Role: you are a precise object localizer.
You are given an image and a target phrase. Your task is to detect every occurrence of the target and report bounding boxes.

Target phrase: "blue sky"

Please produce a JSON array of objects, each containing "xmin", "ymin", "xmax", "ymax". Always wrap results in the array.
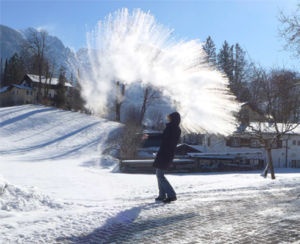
[{"xmin": 1, "ymin": 0, "xmax": 299, "ymax": 69}]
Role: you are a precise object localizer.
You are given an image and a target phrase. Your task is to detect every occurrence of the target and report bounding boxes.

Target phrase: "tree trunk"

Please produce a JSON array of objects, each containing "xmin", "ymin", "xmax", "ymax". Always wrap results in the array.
[
  {"xmin": 115, "ymin": 82, "xmax": 125, "ymax": 122},
  {"xmin": 116, "ymin": 103, "xmax": 121, "ymax": 122},
  {"xmin": 139, "ymin": 91, "xmax": 148, "ymax": 124},
  {"xmin": 266, "ymin": 149, "xmax": 276, "ymax": 179}
]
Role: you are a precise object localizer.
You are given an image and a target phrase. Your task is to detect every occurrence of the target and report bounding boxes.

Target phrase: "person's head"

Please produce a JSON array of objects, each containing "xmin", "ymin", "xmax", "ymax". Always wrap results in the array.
[{"xmin": 167, "ymin": 112, "xmax": 181, "ymax": 126}]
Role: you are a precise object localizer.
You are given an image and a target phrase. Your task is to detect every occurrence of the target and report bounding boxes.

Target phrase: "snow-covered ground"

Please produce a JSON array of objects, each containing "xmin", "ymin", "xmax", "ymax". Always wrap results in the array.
[{"xmin": 0, "ymin": 105, "xmax": 300, "ymax": 243}]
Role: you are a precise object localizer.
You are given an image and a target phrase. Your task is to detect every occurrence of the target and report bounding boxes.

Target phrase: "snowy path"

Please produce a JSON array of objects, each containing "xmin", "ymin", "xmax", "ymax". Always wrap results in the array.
[
  {"xmin": 2, "ymin": 184, "xmax": 300, "ymax": 243},
  {"xmin": 1, "ymin": 106, "xmax": 300, "ymax": 243}
]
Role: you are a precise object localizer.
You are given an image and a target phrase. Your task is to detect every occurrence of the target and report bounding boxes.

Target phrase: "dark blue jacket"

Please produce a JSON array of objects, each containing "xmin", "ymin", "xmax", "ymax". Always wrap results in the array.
[{"xmin": 148, "ymin": 112, "xmax": 181, "ymax": 170}]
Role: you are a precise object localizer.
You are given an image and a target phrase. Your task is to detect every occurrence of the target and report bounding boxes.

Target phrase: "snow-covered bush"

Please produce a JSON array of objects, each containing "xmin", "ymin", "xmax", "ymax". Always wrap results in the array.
[{"xmin": 104, "ymin": 122, "xmax": 143, "ymax": 158}]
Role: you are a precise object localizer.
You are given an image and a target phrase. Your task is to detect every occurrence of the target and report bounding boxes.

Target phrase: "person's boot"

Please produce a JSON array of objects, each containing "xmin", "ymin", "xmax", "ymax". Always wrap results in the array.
[
  {"xmin": 155, "ymin": 197, "xmax": 165, "ymax": 201},
  {"xmin": 163, "ymin": 196, "xmax": 177, "ymax": 203}
]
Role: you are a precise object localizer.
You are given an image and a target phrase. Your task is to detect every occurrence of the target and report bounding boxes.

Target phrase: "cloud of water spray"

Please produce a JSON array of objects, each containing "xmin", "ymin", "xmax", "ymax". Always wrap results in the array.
[{"xmin": 78, "ymin": 8, "xmax": 240, "ymax": 135}]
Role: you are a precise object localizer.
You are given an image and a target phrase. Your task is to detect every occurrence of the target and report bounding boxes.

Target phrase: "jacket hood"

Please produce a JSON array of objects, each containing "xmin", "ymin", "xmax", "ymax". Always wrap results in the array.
[{"xmin": 169, "ymin": 112, "xmax": 181, "ymax": 126}]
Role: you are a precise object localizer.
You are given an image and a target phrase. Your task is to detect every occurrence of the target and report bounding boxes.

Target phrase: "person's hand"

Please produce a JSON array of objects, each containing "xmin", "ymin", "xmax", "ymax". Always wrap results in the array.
[{"xmin": 142, "ymin": 134, "xmax": 148, "ymax": 140}]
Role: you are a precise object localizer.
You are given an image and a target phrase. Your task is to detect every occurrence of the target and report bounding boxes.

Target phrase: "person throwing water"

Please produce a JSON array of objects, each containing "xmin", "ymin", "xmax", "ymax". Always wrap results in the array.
[{"xmin": 142, "ymin": 112, "xmax": 181, "ymax": 203}]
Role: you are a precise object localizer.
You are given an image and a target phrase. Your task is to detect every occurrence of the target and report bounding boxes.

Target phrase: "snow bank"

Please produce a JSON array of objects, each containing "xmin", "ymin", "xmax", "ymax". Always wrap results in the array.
[
  {"xmin": 0, "ymin": 175, "xmax": 71, "ymax": 212},
  {"xmin": 81, "ymin": 156, "xmax": 121, "ymax": 173},
  {"xmin": 81, "ymin": 156, "xmax": 119, "ymax": 169}
]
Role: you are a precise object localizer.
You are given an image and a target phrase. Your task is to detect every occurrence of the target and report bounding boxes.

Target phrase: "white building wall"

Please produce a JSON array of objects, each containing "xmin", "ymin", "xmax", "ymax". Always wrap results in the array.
[
  {"xmin": 206, "ymin": 134, "xmax": 300, "ymax": 168},
  {"xmin": 287, "ymin": 135, "xmax": 300, "ymax": 168}
]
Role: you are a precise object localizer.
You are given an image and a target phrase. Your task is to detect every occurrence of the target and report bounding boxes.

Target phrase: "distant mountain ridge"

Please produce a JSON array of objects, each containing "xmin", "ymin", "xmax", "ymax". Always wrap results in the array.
[
  {"xmin": 0, "ymin": 25, "xmax": 79, "ymax": 75},
  {"xmin": 0, "ymin": 25, "xmax": 24, "ymax": 61}
]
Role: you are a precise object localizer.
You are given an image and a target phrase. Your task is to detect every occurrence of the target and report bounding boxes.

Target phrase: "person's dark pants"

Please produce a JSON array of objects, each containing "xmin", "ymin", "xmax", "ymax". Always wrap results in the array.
[{"xmin": 156, "ymin": 168, "xmax": 176, "ymax": 198}]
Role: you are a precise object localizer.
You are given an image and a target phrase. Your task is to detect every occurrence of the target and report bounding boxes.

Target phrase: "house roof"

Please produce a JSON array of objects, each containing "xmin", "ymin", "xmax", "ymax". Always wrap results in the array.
[
  {"xmin": 239, "ymin": 122, "xmax": 300, "ymax": 135},
  {"xmin": 188, "ymin": 151, "xmax": 262, "ymax": 157},
  {"xmin": 0, "ymin": 86, "xmax": 9, "ymax": 93},
  {"xmin": 12, "ymin": 84, "xmax": 35, "ymax": 90},
  {"xmin": 176, "ymin": 143, "xmax": 202, "ymax": 152},
  {"xmin": 0, "ymin": 84, "xmax": 35, "ymax": 93},
  {"xmin": 26, "ymin": 74, "xmax": 73, "ymax": 88}
]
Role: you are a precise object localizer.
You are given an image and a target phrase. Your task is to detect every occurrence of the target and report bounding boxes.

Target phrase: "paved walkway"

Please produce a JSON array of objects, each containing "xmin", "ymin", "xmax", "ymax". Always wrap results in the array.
[{"xmin": 54, "ymin": 186, "xmax": 300, "ymax": 244}]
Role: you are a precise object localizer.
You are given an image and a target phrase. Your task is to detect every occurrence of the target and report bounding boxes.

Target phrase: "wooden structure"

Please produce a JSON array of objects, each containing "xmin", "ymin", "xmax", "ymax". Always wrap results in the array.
[
  {"xmin": 175, "ymin": 143, "xmax": 202, "ymax": 155},
  {"xmin": 119, "ymin": 152, "xmax": 263, "ymax": 173}
]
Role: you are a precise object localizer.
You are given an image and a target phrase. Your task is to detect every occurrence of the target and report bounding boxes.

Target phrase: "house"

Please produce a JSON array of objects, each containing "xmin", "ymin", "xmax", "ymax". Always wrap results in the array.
[
  {"xmin": 181, "ymin": 133, "xmax": 204, "ymax": 145},
  {"xmin": 204, "ymin": 123, "xmax": 300, "ymax": 168},
  {"xmin": 0, "ymin": 74, "xmax": 73, "ymax": 107},
  {"xmin": 0, "ymin": 84, "xmax": 35, "ymax": 106}
]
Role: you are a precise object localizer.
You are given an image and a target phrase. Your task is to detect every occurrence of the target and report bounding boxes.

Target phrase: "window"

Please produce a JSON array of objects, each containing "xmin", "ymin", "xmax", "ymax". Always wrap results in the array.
[
  {"xmin": 16, "ymin": 90, "xmax": 18, "ymax": 95},
  {"xmin": 197, "ymin": 134, "xmax": 203, "ymax": 145},
  {"xmin": 267, "ymin": 140, "xmax": 277, "ymax": 149},
  {"xmin": 231, "ymin": 138, "xmax": 241, "ymax": 147},
  {"xmin": 292, "ymin": 160, "xmax": 297, "ymax": 168},
  {"xmin": 27, "ymin": 91, "xmax": 33, "ymax": 96},
  {"xmin": 298, "ymin": 141, "xmax": 300, "ymax": 146},
  {"xmin": 293, "ymin": 140, "xmax": 297, "ymax": 146},
  {"xmin": 298, "ymin": 160, "xmax": 300, "ymax": 168},
  {"xmin": 11, "ymin": 91, "xmax": 15, "ymax": 96},
  {"xmin": 250, "ymin": 138, "xmax": 260, "ymax": 148},
  {"xmin": 48, "ymin": 93, "xmax": 52, "ymax": 98},
  {"xmin": 249, "ymin": 159, "xmax": 259, "ymax": 165}
]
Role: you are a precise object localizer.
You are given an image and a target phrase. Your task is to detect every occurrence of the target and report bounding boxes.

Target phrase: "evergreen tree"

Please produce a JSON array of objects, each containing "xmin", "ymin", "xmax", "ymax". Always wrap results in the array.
[
  {"xmin": 18, "ymin": 55, "xmax": 27, "ymax": 77},
  {"xmin": 217, "ymin": 41, "xmax": 234, "ymax": 82},
  {"xmin": 217, "ymin": 41, "xmax": 249, "ymax": 102},
  {"xmin": 233, "ymin": 43, "xmax": 248, "ymax": 101},
  {"xmin": 55, "ymin": 66, "xmax": 67, "ymax": 108},
  {"xmin": 203, "ymin": 36, "xmax": 217, "ymax": 67},
  {"xmin": 2, "ymin": 59, "xmax": 10, "ymax": 87},
  {"xmin": 72, "ymin": 68, "xmax": 85, "ymax": 111},
  {"xmin": 66, "ymin": 72, "xmax": 74, "ymax": 110},
  {"xmin": 1, "ymin": 54, "xmax": 26, "ymax": 87}
]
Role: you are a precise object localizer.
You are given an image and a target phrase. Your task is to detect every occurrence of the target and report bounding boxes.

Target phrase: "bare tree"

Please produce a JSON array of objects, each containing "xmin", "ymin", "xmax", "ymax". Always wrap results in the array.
[
  {"xmin": 139, "ymin": 85, "xmax": 160, "ymax": 124},
  {"xmin": 105, "ymin": 106, "xmax": 143, "ymax": 158},
  {"xmin": 43, "ymin": 55, "xmax": 57, "ymax": 104},
  {"xmin": 278, "ymin": 4, "xmax": 300, "ymax": 59},
  {"xmin": 115, "ymin": 81, "xmax": 125, "ymax": 122},
  {"xmin": 244, "ymin": 68, "xmax": 300, "ymax": 179},
  {"xmin": 22, "ymin": 28, "xmax": 49, "ymax": 103},
  {"xmin": 148, "ymin": 108, "xmax": 165, "ymax": 131},
  {"xmin": 125, "ymin": 104, "xmax": 140, "ymax": 124},
  {"xmin": 72, "ymin": 68, "xmax": 85, "ymax": 111}
]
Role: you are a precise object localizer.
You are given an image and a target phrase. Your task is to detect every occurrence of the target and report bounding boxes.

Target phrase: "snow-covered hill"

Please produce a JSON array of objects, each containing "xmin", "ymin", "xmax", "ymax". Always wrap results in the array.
[
  {"xmin": 0, "ymin": 105, "xmax": 121, "ymax": 160},
  {"xmin": 1, "ymin": 26, "xmax": 77, "ymax": 79}
]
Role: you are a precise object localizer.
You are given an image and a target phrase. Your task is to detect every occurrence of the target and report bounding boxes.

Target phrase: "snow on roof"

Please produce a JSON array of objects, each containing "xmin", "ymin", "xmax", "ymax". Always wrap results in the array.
[
  {"xmin": 195, "ymin": 156, "xmax": 236, "ymax": 159},
  {"xmin": 188, "ymin": 152, "xmax": 262, "ymax": 157},
  {"xmin": 142, "ymin": 129, "xmax": 162, "ymax": 134},
  {"xmin": 176, "ymin": 143, "xmax": 203, "ymax": 152},
  {"xmin": 27, "ymin": 74, "xmax": 73, "ymax": 87},
  {"xmin": 187, "ymin": 145, "xmax": 204, "ymax": 152},
  {"xmin": 0, "ymin": 86, "xmax": 9, "ymax": 93},
  {"xmin": 243, "ymin": 122, "xmax": 300, "ymax": 135},
  {"xmin": 122, "ymin": 159, "xmax": 195, "ymax": 163}
]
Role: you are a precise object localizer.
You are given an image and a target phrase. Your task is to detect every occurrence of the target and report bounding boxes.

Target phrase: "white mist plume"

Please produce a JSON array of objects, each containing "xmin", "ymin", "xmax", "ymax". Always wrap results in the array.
[{"xmin": 77, "ymin": 8, "xmax": 240, "ymax": 135}]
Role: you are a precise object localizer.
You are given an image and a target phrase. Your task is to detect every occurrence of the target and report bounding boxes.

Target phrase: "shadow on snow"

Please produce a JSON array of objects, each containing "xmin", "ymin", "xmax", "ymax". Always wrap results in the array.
[{"xmin": 56, "ymin": 203, "xmax": 198, "ymax": 244}]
